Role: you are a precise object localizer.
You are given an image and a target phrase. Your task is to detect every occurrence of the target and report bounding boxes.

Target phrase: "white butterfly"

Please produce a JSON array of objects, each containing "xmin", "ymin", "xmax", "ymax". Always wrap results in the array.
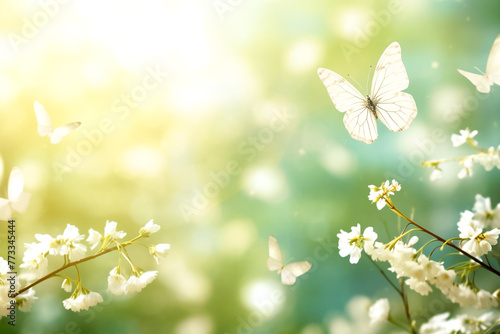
[
  {"xmin": 318, "ymin": 42, "xmax": 418, "ymax": 144},
  {"xmin": 0, "ymin": 167, "xmax": 31, "ymax": 221},
  {"xmin": 458, "ymin": 34, "xmax": 500, "ymax": 93},
  {"xmin": 267, "ymin": 235, "xmax": 312, "ymax": 285},
  {"xmin": 34, "ymin": 101, "xmax": 81, "ymax": 144}
]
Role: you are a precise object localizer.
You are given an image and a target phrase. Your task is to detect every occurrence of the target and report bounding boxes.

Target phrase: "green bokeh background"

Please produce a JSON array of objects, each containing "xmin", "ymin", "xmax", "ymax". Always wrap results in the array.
[{"xmin": 1, "ymin": 0, "xmax": 500, "ymax": 333}]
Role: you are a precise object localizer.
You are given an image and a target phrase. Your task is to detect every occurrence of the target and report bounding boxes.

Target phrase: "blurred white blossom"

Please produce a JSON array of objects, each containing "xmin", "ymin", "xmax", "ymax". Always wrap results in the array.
[
  {"xmin": 429, "ymin": 168, "xmax": 443, "ymax": 181},
  {"xmin": 107, "ymin": 266, "xmax": 127, "ymax": 295},
  {"xmin": 140, "ymin": 219, "xmax": 161, "ymax": 237},
  {"xmin": 125, "ymin": 270, "xmax": 158, "ymax": 294},
  {"xmin": 451, "ymin": 128, "xmax": 478, "ymax": 147},
  {"xmin": 63, "ymin": 290, "xmax": 103, "ymax": 312},
  {"xmin": 473, "ymin": 194, "xmax": 500, "ymax": 228},
  {"xmin": 458, "ymin": 156, "xmax": 474, "ymax": 179},
  {"xmin": 476, "ymin": 146, "xmax": 500, "ymax": 171},
  {"xmin": 86, "ymin": 228, "xmax": 102, "ymax": 250},
  {"xmin": 149, "ymin": 244, "xmax": 170, "ymax": 264},
  {"xmin": 420, "ymin": 311, "xmax": 498, "ymax": 333},
  {"xmin": 104, "ymin": 220, "xmax": 127, "ymax": 240},
  {"xmin": 16, "ymin": 288, "xmax": 37, "ymax": 312},
  {"xmin": 368, "ymin": 298, "xmax": 390, "ymax": 326}
]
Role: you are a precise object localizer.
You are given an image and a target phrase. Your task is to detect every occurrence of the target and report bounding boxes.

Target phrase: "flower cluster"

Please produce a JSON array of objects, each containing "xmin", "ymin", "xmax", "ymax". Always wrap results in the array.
[
  {"xmin": 422, "ymin": 129, "xmax": 500, "ymax": 180},
  {"xmin": 369, "ymin": 237, "xmax": 498, "ymax": 309},
  {"xmin": 338, "ymin": 180, "xmax": 500, "ymax": 332},
  {"xmin": 0, "ymin": 219, "xmax": 170, "ymax": 317},
  {"xmin": 420, "ymin": 311, "xmax": 499, "ymax": 334},
  {"xmin": 368, "ymin": 180, "xmax": 401, "ymax": 210},
  {"xmin": 457, "ymin": 194, "xmax": 500, "ymax": 258}
]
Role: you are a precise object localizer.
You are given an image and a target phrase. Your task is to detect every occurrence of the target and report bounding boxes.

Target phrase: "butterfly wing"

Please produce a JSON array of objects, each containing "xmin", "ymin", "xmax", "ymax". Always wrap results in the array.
[
  {"xmin": 371, "ymin": 42, "xmax": 409, "ymax": 98},
  {"xmin": 376, "ymin": 92, "xmax": 418, "ymax": 132},
  {"xmin": 281, "ymin": 261, "xmax": 312, "ymax": 285},
  {"xmin": 343, "ymin": 106, "xmax": 378, "ymax": 143},
  {"xmin": 8, "ymin": 167, "xmax": 24, "ymax": 202},
  {"xmin": 10, "ymin": 192, "xmax": 31, "ymax": 213},
  {"xmin": 267, "ymin": 235, "xmax": 283, "ymax": 272},
  {"xmin": 486, "ymin": 34, "xmax": 500, "ymax": 85},
  {"xmin": 8, "ymin": 167, "xmax": 30, "ymax": 214},
  {"xmin": 34, "ymin": 101, "xmax": 53, "ymax": 137},
  {"xmin": 370, "ymin": 42, "xmax": 418, "ymax": 132},
  {"xmin": 318, "ymin": 68, "xmax": 377, "ymax": 143},
  {"xmin": 458, "ymin": 69, "xmax": 491, "ymax": 93},
  {"xmin": 50, "ymin": 122, "xmax": 81, "ymax": 144},
  {"xmin": 0, "ymin": 198, "xmax": 12, "ymax": 221},
  {"xmin": 317, "ymin": 68, "xmax": 366, "ymax": 113}
]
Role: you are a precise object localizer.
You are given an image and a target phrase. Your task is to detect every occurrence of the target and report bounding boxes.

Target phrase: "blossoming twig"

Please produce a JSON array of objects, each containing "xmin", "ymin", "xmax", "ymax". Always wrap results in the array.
[
  {"xmin": 369, "ymin": 180, "xmax": 500, "ymax": 278},
  {"xmin": 421, "ymin": 128, "xmax": 500, "ymax": 180}
]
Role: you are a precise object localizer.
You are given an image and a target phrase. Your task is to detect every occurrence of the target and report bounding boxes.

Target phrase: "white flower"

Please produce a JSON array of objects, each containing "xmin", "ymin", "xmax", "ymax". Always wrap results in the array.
[
  {"xmin": 430, "ymin": 168, "xmax": 443, "ymax": 181},
  {"xmin": 443, "ymin": 312, "xmax": 498, "ymax": 332},
  {"xmin": 368, "ymin": 180, "xmax": 401, "ymax": 210},
  {"xmin": 61, "ymin": 279, "xmax": 72, "ymax": 292},
  {"xmin": 140, "ymin": 219, "xmax": 160, "ymax": 237},
  {"xmin": 34, "ymin": 234, "xmax": 57, "ymax": 255},
  {"xmin": 104, "ymin": 220, "xmax": 127, "ymax": 240},
  {"xmin": 458, "ymin": 156, "xmax": 474, "ymax": 179},
  {"xmin": 406, "ymin": 277, "xmax": 432, "ymax": 295},
  {"xmin": 458, "ymin": 210, "xmax": 483, "ymax": 231},
  {"xmin": 451, "ymin": 128, "xmax": 478, "ymax": 147},
  {"xmin": 41, "ymin": 224, "xmax": 87, "ymax": 261},
  {"xmin": 19, "ymin": 242, "xmax": 49, "ymax": 277},
  {"xmin": 15, "ymin": 288, "xmax": 37, "ymax": 312},
  {"xmin": 139, "ymin": 270, "xmax": 157, "ymax": 285},
  {"xmin": 149, "ymin": 244, "xmax": 170, "ymax": 264},
  {"xmin": 473, "ymin": 194, "xmax": 500, "ymax": 228},
  {"xmin": 419, "ymin": 312, "xmax": 454, "ymax": 334},
  {"xmin": 432, "ymin": 268, "xmax": 456, "ymax": 293},
  {"xmin": 107, "ymin": 267, "xmax": 126, "ymax": 295},
  {"xmin": 476, "ymin": 146, "xmax": 500, "ymax": 171},
  {"xmin": 476, "ymin": 290, "xmax": 498, "ymax": 309},
  {"xmin": 459, "ymin": 226, "xmax": 500, "ymax": 257},
  {"xmin": 63, "ymin": 290, "xmax": 103, "ymax": 312},
  {"xmin": 368, "ymin": 298, "xmax": 390, "ymax": 326},
  {"xmin": 338, "ymin": 224, "xmax": 378, "ymax": 264},
  {"xmin": 61, "ymin": 225, "xmax": 87, "ymax": 262},
  {"xmin": 86, "ymin": 228, "xmax": 102, "ymax": 250},
  {"xmin": 446, "ymin": 284, "xmax": 478, "ymax": 307},
  {"xmin": 328, "ymin": 295, "xmax": 371, "ymax": 334},
  {"xmin": 125, "ymin": 270, "xmax": 158, "ymax": 294}
]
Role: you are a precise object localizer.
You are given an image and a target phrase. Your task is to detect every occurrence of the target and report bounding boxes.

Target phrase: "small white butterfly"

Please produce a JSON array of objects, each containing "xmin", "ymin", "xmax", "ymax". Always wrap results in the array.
[
  {"xmin": 458, "ymin": 34, "xmax": 500, "ymax": 93},
  {"xmin": 267, "ymin": 235, "xmax": 312, "ymax": 285},
  {"xmin": 34, "ymin": 101, "xmax": 81, "ymax": 144},
  {"xmin": 318, "ymin": 42, "xmax": 418, "ymax": 144},
  {"xmin": 0, "ymin": 167, "xmax": 31, "ymax": 221}
]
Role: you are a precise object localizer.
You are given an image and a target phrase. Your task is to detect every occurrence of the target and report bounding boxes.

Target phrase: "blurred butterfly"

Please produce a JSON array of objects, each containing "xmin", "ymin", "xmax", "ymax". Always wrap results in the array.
[
  {"xmin": 0, "ymin": 167, "xmax": 31, "ymax": 221},
  {"xmin": 34, "ymin": 101, "xmax": 81, "ymax": 144},
  {"xmin": 267, "ymin": 235, "xmax": 312, "ymax": 285},
  {"xmin": 458, "ymin": 34, "xmax": 500, "ymax": 93},
  {"xmin": 318, "ymin": 42, "xmax": 418, "ymax": 144}
]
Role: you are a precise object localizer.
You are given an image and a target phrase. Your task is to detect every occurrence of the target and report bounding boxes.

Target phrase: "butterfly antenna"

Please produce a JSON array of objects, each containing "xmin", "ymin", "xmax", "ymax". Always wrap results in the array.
[
  {"xmin": 474, "ymin": 66, "xmax": 486, "ymax": 75},
  {"xmin": 347, "ymin": 74, "xmax": 364, "ymax": 93}
]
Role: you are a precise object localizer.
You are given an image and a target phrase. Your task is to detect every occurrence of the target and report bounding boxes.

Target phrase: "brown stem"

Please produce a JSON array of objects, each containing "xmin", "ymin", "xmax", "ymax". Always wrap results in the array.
[
  {"xmin": 389, "ymin": 205, "xmax": 500, "ymax": 278},
  {"xmin": 14, "ymin": 236, "xmax": 141, "ymax": 298}
]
